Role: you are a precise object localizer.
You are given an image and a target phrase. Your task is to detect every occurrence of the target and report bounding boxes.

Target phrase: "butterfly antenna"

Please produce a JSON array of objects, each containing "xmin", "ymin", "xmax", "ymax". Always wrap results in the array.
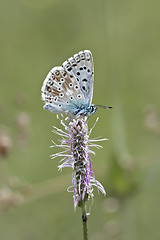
[{"xmin": 95, "ymin": 105, "xmax": 113, "ymax": 109}]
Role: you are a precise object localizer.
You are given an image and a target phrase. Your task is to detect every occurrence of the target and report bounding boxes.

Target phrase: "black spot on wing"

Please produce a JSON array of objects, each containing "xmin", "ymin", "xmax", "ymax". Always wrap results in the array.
[{"xmin": 82, "ymin": 78, "xmax": 88, "ymax": 82}]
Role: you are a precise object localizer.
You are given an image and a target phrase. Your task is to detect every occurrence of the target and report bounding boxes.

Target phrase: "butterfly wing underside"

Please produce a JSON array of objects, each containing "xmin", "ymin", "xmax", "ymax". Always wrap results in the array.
[
  {"xmin": 41, "ymin": 66, "xmax": 86, "ymax": 114},
  {"xmin": 41, "ymin": 50, "xmax": 94, "ymax": 115},
  {"xmin": 62, "ymin": 50, "xmax": 94, "ymax": 106}
]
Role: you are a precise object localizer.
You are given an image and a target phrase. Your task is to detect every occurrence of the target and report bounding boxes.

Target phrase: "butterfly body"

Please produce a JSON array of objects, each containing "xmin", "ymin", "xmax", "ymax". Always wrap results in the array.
[
  {"xmin": 44, "ymin": 101, "xmax": 97, "ymax": 117},
  {"xmin": 41, "ymin": 50, "xmax": 96, "ymax": 116}
]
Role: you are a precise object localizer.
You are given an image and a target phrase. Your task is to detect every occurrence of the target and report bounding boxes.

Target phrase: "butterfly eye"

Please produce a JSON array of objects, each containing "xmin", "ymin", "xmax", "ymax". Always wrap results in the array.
[{"xmin": 91, "ymin": 106, "xmax": 95, "ymax": 113}]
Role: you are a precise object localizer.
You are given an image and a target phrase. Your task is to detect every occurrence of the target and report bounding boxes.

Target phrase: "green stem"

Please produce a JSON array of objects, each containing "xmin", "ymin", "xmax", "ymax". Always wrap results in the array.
[{"xmin": 81, "ymin": 202, "xmax": 88, "ymax": 240}]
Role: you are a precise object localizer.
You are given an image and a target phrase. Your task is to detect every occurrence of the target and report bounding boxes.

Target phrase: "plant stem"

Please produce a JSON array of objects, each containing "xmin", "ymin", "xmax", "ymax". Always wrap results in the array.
[{"xmin": 81, "ymin": 202, "xmax": 88, "ymax": 240}]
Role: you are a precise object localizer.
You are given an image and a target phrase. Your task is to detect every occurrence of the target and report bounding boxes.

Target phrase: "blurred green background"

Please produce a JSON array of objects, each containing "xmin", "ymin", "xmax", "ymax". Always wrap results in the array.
[{"xmin": 0, "ymin": 0, "xmax": 160, "ymax": 239}]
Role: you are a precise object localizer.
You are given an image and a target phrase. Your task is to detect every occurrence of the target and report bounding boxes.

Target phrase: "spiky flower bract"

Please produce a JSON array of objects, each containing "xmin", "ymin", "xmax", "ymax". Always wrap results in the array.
[{"xmin": 51, "ymin": 115, "xmax": 107, "ymax": 209}]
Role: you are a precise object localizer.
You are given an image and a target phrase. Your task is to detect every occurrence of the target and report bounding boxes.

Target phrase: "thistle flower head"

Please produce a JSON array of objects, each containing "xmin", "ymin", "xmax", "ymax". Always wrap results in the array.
[{"xmin": 51, "ymin": 115, "xmax": 107, "ymax": 209}]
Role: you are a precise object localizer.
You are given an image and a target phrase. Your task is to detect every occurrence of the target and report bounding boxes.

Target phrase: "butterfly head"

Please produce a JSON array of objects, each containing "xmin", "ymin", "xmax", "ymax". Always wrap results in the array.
[{"xmin": 88, "ymin": 104, "xmax": 97, "ymax": 115}]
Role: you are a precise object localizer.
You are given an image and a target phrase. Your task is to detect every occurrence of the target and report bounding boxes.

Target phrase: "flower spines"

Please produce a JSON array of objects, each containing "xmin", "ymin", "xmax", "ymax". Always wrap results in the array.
[
  {"xmin": 70, "ymin": 119, "xmax": 89, "ymax": 205},
  {"xmin": 52, "ymin": 115, "xmax": 106, "ymax": 210}
]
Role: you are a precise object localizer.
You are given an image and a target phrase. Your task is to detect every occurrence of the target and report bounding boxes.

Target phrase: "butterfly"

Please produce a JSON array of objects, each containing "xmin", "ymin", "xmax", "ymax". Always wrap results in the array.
[{"xmin": 41, "ymin": 50, "xmax": 112, "ymax": 116}]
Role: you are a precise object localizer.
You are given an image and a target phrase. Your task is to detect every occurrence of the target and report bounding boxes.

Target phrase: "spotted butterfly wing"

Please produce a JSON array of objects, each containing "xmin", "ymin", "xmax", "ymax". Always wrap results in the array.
[
  {"xmin": 41, "ymin": 50, "xmax": 94, "ymax": 115},
  {"xmin": 41, "ymin": 66, "xmax": 86, "ymax": 114},
  {"xmin": 62, "ymin": 50, "xmax": 94, "ymax": 106}
]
